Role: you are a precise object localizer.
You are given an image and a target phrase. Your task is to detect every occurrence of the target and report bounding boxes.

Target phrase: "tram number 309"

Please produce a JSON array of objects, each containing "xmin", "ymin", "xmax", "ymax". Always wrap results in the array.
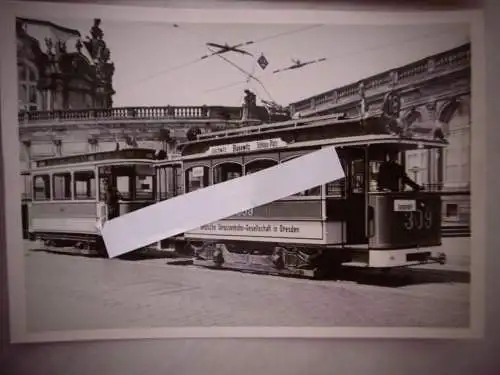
[{"xmin": 401, "ymin": 208, "xmax": 433, "ymax": 231}]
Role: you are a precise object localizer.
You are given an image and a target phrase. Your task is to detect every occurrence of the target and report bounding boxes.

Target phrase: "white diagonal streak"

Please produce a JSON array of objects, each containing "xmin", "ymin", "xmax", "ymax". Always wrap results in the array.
[{"xmin": 101, "ymin": 146, "xmax": 344, "ymax": 258}]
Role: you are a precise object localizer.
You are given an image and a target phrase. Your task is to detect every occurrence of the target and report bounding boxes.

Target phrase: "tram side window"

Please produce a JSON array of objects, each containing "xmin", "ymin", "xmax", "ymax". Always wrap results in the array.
[
  {"xmin": 325, "ymin": 179, "xmax": 346, "ymax": 198},
  {"xmin": 136, "ymin": 176, "xmax": 154, "ymax": 200},
  {"xmin": 33, "ymin": 175, "xmax": 50, "ymax": 200},
  {"xmin": 186, "ymin": 166, "xmax": 209, "ymax": 193},
  {"xmin": 350, "ymin": 159, "xmax": 384, "ymax": 193},
  {"xmin": 116, "ymin": 176, "xmax": 131, "ymax": 200},
  {"xmin": 135, "ymin": 165, "xmax": 155, "ymax": 200},
  {"xmin": 157, "ymin": 168, "xmax": 168, "ymax": 200},
  {"xmin": 74, "ymin": 171, "xmax": 96, "ymax": 200},
  {"xmin": 291, "ymin": 185, "xmax": 322, "ymax": 197},
  {"xmin": 52, "ymin": 172, "xmax": 71, "ymax": 200},
  {"xmin": 275, "ymin": 157, "xmax": 321, "ymax": 198},
  {"xmin": 158, "ymin": 167, "xmax": 182, "ymax": 200},
  {"xmin": 213, "ymin": 163, "xmax": 242, "ymax": 185},
  {"xmin": 22, "ymin": 174, "xmax": 32, "ymax": 200},
  {"xmin": 244, "ymin": 159, "xmax": 278, "ymax": 175},
  {"xmin": 325, "ymin": 159, "xmax": 347, "ymax": 198},
  {"xmin": 369, "ymin": 161, "xmax": 382, "ymax": 192}
]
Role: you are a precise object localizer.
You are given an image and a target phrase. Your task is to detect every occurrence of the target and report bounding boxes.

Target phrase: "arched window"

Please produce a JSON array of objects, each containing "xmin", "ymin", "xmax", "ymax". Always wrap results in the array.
[
  {"xmin": 244, "ymin": 159, "xmax": 277, "ymax": 175},
  {"xmin": 212, "ymin": 162, "xmax": 243, "ymax": 184},
  {"xmin": 185, "ymin": 166, "xmax": 210, "ymax": 193},
  {"xmin": 18, "ymin": 59, "xmax": 40, "ymax": 111}
]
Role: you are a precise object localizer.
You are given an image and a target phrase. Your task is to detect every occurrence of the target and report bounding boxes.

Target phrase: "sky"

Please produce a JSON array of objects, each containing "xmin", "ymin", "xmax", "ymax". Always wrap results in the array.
[{"xmin": 30, "ymin": 18, "xmax": 470, "ymax": 108}]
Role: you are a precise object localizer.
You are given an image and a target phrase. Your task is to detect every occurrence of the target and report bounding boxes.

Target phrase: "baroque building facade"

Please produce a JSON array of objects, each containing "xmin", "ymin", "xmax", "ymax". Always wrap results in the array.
[
  {"xmin": 17, "ymin": 17, "xmax": 115, "ymax": 112},
  {"xmin": 17, "ymin": 18, "xmax": 285, "ymax": 174}
]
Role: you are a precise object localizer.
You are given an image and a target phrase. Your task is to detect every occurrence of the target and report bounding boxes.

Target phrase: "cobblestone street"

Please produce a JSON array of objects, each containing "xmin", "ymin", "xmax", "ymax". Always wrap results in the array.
[{"xmin": 23, "ymin": 239, "xmax": 470, "ymax": 332}]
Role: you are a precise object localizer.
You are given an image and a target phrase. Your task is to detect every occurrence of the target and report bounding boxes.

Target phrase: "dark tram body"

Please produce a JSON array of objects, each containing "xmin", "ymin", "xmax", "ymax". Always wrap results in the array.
[{"xmin": 155, "ymin": 112, "xmax": 448, "ymax": 278}]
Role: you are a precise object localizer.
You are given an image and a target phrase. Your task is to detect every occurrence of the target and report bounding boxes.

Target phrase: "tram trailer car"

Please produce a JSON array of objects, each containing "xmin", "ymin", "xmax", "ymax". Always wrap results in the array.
[
  {"xmin": 155, "ymin": 112, "xmax": 448, "ymax": 279},
  {"xmin": 25, "ymin": 148, "xmax": 160, "ymax": 257}
]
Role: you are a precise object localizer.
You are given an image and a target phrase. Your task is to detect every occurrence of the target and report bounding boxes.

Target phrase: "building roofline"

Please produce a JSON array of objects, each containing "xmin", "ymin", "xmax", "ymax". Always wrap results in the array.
[
  {"xmin": 17, "ymin": 17, "xmax": 81, "ymax": 37},
  {"xmin": 289, "ymin": 42, "xmax": 470, "ymax": 108}
]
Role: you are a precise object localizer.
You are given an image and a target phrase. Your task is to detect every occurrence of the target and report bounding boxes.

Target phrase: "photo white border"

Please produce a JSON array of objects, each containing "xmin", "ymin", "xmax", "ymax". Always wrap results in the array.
[{"xmin": 0, "ymin": 1, "xmax": 486, "ymax": 344}]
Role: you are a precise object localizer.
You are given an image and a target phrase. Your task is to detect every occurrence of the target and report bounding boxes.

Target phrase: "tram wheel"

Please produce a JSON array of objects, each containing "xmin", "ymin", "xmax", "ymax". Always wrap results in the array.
[
  {"xmin": 271, "ymin": 247, "xmax": 285, "ymax": 270},
  {"xmin": 94, "ymin": 238, "xmax": 108, "ymax": 258},
  {"xmin": 212, "ymin": 247, "xmax": 224, "ymax": 267}
]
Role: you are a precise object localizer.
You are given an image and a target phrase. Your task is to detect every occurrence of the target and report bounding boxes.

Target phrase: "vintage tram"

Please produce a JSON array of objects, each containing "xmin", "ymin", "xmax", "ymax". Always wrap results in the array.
[
  {"xmin": 155, "ymin": 111, "xmax": 449, "ymax": 278},
  {"xmin": 24, "ymin": 148, "xmax": 158, "ymax": 256}
]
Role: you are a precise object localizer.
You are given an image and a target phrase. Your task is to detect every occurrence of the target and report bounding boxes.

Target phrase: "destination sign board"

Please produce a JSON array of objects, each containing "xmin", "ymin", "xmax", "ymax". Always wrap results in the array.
[{"xmin": 206, "ymin": 138, "xmax": 287, "ymax": 156}]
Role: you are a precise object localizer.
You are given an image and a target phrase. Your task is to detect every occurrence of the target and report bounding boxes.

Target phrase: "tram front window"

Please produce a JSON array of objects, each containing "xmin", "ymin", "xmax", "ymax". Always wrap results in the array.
[
  {"xmin": 98, "ymin": 165, "xmax": 155, "ymax": 201},
  {"xmin": 351, "ymin": 159, "xmax": 381, "ymax": 193},
  {"xmin": 376, "ymin": 151, "xmax": 421, "ymax": 192}
]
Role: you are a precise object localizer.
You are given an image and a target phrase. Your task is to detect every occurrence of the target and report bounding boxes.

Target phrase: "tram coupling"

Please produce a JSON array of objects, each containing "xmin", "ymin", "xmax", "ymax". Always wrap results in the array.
[{"xmin": 428, "ymin": 252, "xmax": 447, "ymax": 265}]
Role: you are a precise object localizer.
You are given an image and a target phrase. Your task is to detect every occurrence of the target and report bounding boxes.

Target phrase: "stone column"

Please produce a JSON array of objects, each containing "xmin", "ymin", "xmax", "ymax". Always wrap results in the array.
[
  {"xmin": 88, "ymin": 137, "xmax": 99, "ymax": 153},
  {"xmin": 358, "ymin": 82, "xmax": 366, "ymax": 117},
  {"xmin": 21, "ymin": 140, "xmax": 31, "ymax": 170},
  {"xmin": 426, "ymin": 101, "xmax": 438, "ymax": 188},
  {"xmin": 53, "ymin": 139, "xmax": 62, "ymax": 157}
]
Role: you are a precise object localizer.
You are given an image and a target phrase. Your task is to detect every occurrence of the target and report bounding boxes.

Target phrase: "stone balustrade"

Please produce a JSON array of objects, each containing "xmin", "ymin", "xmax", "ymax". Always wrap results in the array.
[
  {"xmin": 290, "ymin": 43, "xmax": 470, "ymax": 116},
  {"xmin": 18, "ymin": 105, "xmax": 214, "ymax": 124}
]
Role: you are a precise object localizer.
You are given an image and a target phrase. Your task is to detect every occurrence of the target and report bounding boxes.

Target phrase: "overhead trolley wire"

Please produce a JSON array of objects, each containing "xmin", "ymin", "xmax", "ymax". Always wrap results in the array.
[
  {"xmin": 122, "ymin": 23, "xmax": 323, "ymax": 91},
  {"xmin": 202, "ymin": 28, "xmax": 467, "ymax": 95},
  {"xmin": 208, "ymin": 46, "xmax": 276, "ymax": 103}
]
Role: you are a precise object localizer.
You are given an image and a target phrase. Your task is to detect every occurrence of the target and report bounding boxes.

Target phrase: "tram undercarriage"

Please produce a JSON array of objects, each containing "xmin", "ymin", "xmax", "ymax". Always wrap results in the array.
[
  {"xmin": 33, "ymin": 232, "xmax": 108, "ymax": 256},
  {"xmin": 189, "ymin": 240, "xmax": 448, "ymax": 279},
  {"xmin": 192, "ymin": 241, "xmax": 352, "ymax": 279},
  {"xmin": 33, "ymin": 232, "xmax": 159, "ymax": 259}
]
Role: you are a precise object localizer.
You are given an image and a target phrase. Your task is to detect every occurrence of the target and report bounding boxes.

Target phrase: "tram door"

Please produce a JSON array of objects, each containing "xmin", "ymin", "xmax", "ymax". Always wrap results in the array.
[
  {"xmin": 156, "ymin": 163, "xmax": 183, "ymax": 201},
  {"xmin": 98, "ymin": 164, "xmax": 157, "ymax": 219},
  {"xmin": 343, "ymin": 146, "xmax": 385, "ymax": 245}
]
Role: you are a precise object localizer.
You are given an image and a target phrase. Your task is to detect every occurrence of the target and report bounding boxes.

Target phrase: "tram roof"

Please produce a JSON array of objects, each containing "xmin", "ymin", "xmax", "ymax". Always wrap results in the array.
[
  {"xmin": 181, "ymin": 112, "xmax": 357, "ymax": 148},
  {"xmin": 29, "ymin": 148, "xmax": 158, "ymax": 169},
  {"xmin": 178, "ymin": 112, "xmax": 444, "ymax": 157},
  {"xmin": 157, "ymin": 133, "xmax": 447, "ymax": 165}
]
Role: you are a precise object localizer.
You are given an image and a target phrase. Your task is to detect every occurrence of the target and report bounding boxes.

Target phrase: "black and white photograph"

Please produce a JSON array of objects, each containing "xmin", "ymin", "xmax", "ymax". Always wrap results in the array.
[{"xmin": 2, "ymin": 3, "xmax": 486, "ymax": 342}]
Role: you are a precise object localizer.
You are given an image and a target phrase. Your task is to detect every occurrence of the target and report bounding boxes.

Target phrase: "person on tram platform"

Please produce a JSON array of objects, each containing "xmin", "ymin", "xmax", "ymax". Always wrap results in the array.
[
  {"xmin": 103, "ymin": 178, "xmax": 122, "ymax": 219},
  {"xmin": 376, "ymin": 151, "xmax": 423, "ymax": 192}
]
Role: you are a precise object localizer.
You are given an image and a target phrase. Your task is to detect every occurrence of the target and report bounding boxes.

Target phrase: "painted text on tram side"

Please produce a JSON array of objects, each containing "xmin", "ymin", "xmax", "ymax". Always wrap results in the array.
[
  {"xmin": 207, "ymin": 138, "xmax": 287, "ymax": 155},
  {"xmin": 186, "ymin": 219, "xmax": 324, "ymax": 240},
  {"xmin": 198, "ymin": 223, "xmax": 300, "ymax": 234}
]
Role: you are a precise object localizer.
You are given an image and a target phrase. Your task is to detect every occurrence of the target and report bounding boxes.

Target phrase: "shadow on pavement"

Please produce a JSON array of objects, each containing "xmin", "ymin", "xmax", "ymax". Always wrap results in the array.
[
  {"xmin": 177, "ymin": 263, "xmax": 469, "ymax": 288},
  {"xmin": 334, "ymin": 266, "xmax": 470, "ymax": 287},
  {"xmin": 28, "ymin": 247, "xmax": 181, "ymax": 261},
  {"xmin": 27, "ymin": 246, "xmax": 469, "ymax": 288},
  {"xmin": 29, "ymin": 247, "xmax": 102, "ymax": 258}
]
